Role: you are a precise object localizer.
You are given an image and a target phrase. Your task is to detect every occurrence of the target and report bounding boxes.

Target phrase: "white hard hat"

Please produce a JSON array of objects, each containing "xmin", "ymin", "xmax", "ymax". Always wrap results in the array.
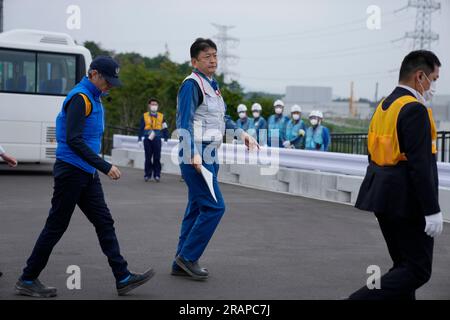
[
  {"xmin": 273, "ymin": 99, "xmax": 285, "ymax": 108},
  {"xmin": 309, "ymin": 110, "xmax": 323, "ymax": 119},
  {"xmin": 290, "ymin": 105, "xmax": 302, "ymax": 113},
  {"xmin": 237, "ymin": 104, "xmax": 247, "ymax": 113},
  {"xmin": 251, "ymin": 103, "xmax": 262, "ymax": 111}
]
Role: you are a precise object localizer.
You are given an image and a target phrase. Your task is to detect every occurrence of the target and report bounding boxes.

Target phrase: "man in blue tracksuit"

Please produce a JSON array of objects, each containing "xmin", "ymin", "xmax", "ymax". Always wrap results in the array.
[
  {"xmin": 283, "ymin": 105, "xmax": 307, "ymax": 149},
  {"xmin": 138, "ymin": 98, "xmax": 169, "ymax": 182},
  {"xmin": 15, "ymin": 56, "xmax": 154, "ymax": 298},
  {"xmin": 173, "ymin": 38, "xmax": 259, "ymax": 280},
  {"xmin": 305, "ymin": 110, "xmax": 331, "ymax": 151},
  {"xmin": 267, "ymin": 99, "xmax": 289, "ymax": 148}
]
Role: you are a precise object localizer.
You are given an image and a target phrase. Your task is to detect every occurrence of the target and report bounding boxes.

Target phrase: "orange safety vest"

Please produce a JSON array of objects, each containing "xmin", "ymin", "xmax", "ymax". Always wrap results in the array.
[
  {"xmin": 143, "ymin": 112, "xmax": 164, "ymax": 130},
  {"xmin": 428, "ymin": 108, "xmax": 438, "ymax": 155},
  {"xmin": 368, "ymin": 95, "xmax": 437, "ymax": 166}
]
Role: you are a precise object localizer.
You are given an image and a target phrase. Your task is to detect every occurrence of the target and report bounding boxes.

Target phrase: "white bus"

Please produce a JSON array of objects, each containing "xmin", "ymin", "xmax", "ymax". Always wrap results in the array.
[{"xmin": 0, "ymin": 29, "xmax": 92, "ymax": 164}]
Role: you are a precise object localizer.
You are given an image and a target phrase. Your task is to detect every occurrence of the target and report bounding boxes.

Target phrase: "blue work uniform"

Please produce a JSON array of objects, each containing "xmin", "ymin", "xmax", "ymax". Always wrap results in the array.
[
  {"xmin": 267, "ymin": 114, "xmax": 289, "ymax": 147},
  {"xmin": 174, "ymin": 69, "xmax": 243, "ymax": 267},
  {"xmin": 251, "ymin": 116, "xmax": 268, "ymax": 145},
  {"xmin": 305, "ymin": 125, "xmax": 331, "ymax": 151},
  {"xmin": 236, "ymin": 117, "xmax": 255, "ymax": 132},
  {"xmin": 284, "ymin": 119, "xmax": 307, "ymax": 149}
]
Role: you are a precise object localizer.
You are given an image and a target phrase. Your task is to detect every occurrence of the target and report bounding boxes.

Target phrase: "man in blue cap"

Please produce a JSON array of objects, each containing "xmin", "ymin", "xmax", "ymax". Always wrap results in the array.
[{"xmin": 15, "ymin": 56, "xmax": 154, "ymax": 298}]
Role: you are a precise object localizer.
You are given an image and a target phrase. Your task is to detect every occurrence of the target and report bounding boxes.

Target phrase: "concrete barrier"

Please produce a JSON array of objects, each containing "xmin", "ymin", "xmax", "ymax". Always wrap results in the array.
[{"xmin": 112, "ymin": 135, "xmax": 450, "ymax": 222}]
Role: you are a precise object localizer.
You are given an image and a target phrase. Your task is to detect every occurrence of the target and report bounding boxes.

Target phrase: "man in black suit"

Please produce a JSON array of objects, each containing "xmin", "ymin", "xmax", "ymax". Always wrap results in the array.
[{"xmin": 349, "ymin": 50, "xmax": 444, "ymax": 300}]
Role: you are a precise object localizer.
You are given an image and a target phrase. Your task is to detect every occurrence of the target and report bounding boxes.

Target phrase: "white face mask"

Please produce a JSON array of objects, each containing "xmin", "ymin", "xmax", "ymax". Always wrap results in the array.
[
  {"xmin": 239, "ymin": 112, "xmax": 247, "ymax": 119},
  {"xmin": 292, "ymin": 114, "xmax": 300, "ymax": 121},
  {"xmin": 252, "ymin": 112, "xmax": 260, "ymax": 118},
  {"xmin": 310, "ymin": 119, "xmax": 319, "ymax": 126},
  {"xmin": 150, "ymin": 105, "xmax": 158, "ymax": 113},
  {"xmin": 275, "ymin": 107, "xmax": 283, "ymax": 115},
  {"xmin": 419, "ymin": 73, "xmax": 437, "ymax": 102}
]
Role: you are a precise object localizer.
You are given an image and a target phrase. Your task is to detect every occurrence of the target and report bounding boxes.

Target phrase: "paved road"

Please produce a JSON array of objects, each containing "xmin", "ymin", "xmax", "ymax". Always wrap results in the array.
[{"xmin": 1, "ymin": 166, "xmax": 449, "ymax": 299}]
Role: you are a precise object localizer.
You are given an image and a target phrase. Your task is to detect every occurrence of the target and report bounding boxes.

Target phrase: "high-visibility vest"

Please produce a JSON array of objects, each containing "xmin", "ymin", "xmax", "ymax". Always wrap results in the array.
[
  {"xmin": 368, "ymin": 95, "xmax": 437, "ymax": 166},
  {"xmin": 143, "ymin": 112, "xmax": 164, "ymax": 130},
  {"xmin": 428, "ymin": 108, "xmax": 437, "ymax": 155}
]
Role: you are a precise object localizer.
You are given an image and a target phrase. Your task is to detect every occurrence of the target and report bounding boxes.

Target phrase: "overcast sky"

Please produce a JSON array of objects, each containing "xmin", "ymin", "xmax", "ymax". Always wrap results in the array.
[{"xmin": 4, "ymin": 0, "xmax": 450, "ymax": 99}]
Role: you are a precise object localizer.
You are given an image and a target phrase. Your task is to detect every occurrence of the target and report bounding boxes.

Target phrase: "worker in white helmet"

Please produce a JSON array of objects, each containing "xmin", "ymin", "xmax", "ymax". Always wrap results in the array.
[
  {"xmin": 236, "ymin": 104, "xmax": 255, "ymax": 132},
  {"xmin": 283, "ymin": 105, "xmax": 307, "ymax": 149},
  {"xmin": 268, "ymin": 99, "xmax": 289, "ymax": 148},
  {"xmin": 305, "ymin": 110, "xmax": 331, "ymax": 151},
  {"xmin": 249, "ymin": 103, "xmax": 268, "ymax": 145}
]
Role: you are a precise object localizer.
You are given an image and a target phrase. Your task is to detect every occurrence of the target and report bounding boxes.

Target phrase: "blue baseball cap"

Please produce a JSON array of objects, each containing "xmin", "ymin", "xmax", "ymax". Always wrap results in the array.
[{"xmin": 89, "ymin": 56, "xmax": 122, "ymax": 87}]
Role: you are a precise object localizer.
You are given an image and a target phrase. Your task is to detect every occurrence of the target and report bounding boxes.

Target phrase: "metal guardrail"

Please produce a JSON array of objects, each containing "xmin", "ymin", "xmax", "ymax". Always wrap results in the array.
[
  {"xmin": 112, "ymin": 134, "xmax": 450, "ymax": 188},
  {"xmin": 105, "ymin": 127, "xmax": 450, "ymax": 163},
  {"xmin": 331, "ymin": 132, "xmax": 450, "ymax": 163}
]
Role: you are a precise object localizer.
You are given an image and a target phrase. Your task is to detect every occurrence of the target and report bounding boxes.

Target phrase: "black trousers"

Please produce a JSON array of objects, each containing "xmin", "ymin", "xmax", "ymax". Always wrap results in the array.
[
  {"xmin": 143, "ymin": 138, "xmax": 162, "ymax": 178},
  {"xmin": 349, "ymin": 212, "xmax": 433, "ymax": 300},
  {"xmin": 21, "ymin": 160, "xmax": 129, "ymax": 281}
]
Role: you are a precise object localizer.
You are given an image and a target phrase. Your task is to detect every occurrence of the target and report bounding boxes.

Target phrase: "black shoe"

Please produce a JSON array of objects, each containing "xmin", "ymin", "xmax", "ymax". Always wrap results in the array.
[
  {"xmin": 15, "ymin": 278, "xmax": 57, "ymax": 298},
  {"xmin": 116, "ymin": 268, "xmax": 155, "ymax": 296},
  {"xmin": 171, "ymin": 264, "xmax": 209, "ymax": 277},
  {"xmin": 175, "ymin": 256, "xmax": 209, "ymax": 280},
  {"xmin": 144, "ymin": 176, "xmax": 150, "ymax": 182},
  {"xmin": 154, "ymin": 177, "xmax": 160, "ymax": 183}
]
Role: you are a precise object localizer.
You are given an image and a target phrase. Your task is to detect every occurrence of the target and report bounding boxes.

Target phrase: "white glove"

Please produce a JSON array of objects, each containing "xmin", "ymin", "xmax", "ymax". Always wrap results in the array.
[
  {"xmin": 138, "ymin": 141, "xmax": 143, "ymax": 149},
  {"xmin": 149, "ymin": 131, "xmax": 156, "ymax": 141},
  {"xmin": 425, "ymin": 212, "xmax": 444, "ymax": 238},
  {"xmin": 283, "ymin": 141, "xmax": 291, "ymax": 148},
  {"xmin": 299, "ymin": 129, "xmax": 306, "ymax": 137}
]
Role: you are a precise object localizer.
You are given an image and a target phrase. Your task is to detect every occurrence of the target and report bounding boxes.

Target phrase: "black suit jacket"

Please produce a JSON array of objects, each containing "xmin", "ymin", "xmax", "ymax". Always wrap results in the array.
[{"xmin": 355, "ymin": 87, "xmax": 440, "ymax": 218}]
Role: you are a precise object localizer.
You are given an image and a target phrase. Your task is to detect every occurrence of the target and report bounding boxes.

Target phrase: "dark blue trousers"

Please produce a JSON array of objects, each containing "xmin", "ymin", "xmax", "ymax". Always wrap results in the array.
[
  {"xmin": 21, "ymin": 160, "xmax": 129, "ymax": 281},
  {"xmin": 143, "ymin": 138, "xmax": 162, "ymax": 179},
  {"xmin": 173, "ymin": 145, "xmax": 226, "ymax": 266}
]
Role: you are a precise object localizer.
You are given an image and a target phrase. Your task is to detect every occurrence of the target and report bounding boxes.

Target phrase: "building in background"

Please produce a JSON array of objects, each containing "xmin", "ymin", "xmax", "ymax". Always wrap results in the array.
[{"xmin": 283, "ymin": 85, "xmax": 372, "ymax": 119}]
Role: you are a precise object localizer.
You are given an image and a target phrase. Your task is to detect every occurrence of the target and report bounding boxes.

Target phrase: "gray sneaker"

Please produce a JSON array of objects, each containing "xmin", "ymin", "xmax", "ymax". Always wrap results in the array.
[{"xmin": 15, "ymin": 278, "xmax": 57, "ymax": 298}]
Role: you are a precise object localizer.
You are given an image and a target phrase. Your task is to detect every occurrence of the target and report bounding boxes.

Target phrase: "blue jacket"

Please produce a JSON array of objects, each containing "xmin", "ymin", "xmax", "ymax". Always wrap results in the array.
[
  {"xmin": 285, "ymin": 119, "xmax": 307, "ymax": 149},
  {"xmin": 176, "ymin": 69, "xmax": 242, "ymax": 156},
  {"xmin": 236, "ymin": 117, "xmax": 255, "ymax": 132},
  {"xmin": 252, "ymin": 116, "xmax": 268, "ymax": 144},
  {"xmin": 56, "ymin": 77, "xmax": 104, "ymax": 174},
  {"xmin": 267, "ymin": 114, "xmax": 289, "ymax": 147},
  {"xmin": 305, "ymin": 125, "xmax": 330, "ymax": 151}
]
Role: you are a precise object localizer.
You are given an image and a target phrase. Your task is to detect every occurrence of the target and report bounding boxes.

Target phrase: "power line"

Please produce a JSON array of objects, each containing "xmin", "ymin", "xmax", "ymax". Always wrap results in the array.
[
  {"xmin": 211, "ymin": 23, "xmax": 240, "ymax": 82},
  {"xmin": 395, "ymin": 0, "xmax": 441, "ymax": 49},
  {"xmin": 239, "ymin": 9, "xmax": 413, "ymax": 42},
  {"xmin": 240, "ymin": 40, "xmax": 405, "ymax": 61}
]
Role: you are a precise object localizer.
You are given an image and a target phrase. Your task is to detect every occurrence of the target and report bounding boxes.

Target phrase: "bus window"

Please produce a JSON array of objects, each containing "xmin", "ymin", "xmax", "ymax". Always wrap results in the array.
[
  {"xmin": 37, "ymin": 53, "xmax": 76, "ymax": 95},
  {"xmin": 0, "ymin": 49, "xmax": 36, "ymax": 93}
]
